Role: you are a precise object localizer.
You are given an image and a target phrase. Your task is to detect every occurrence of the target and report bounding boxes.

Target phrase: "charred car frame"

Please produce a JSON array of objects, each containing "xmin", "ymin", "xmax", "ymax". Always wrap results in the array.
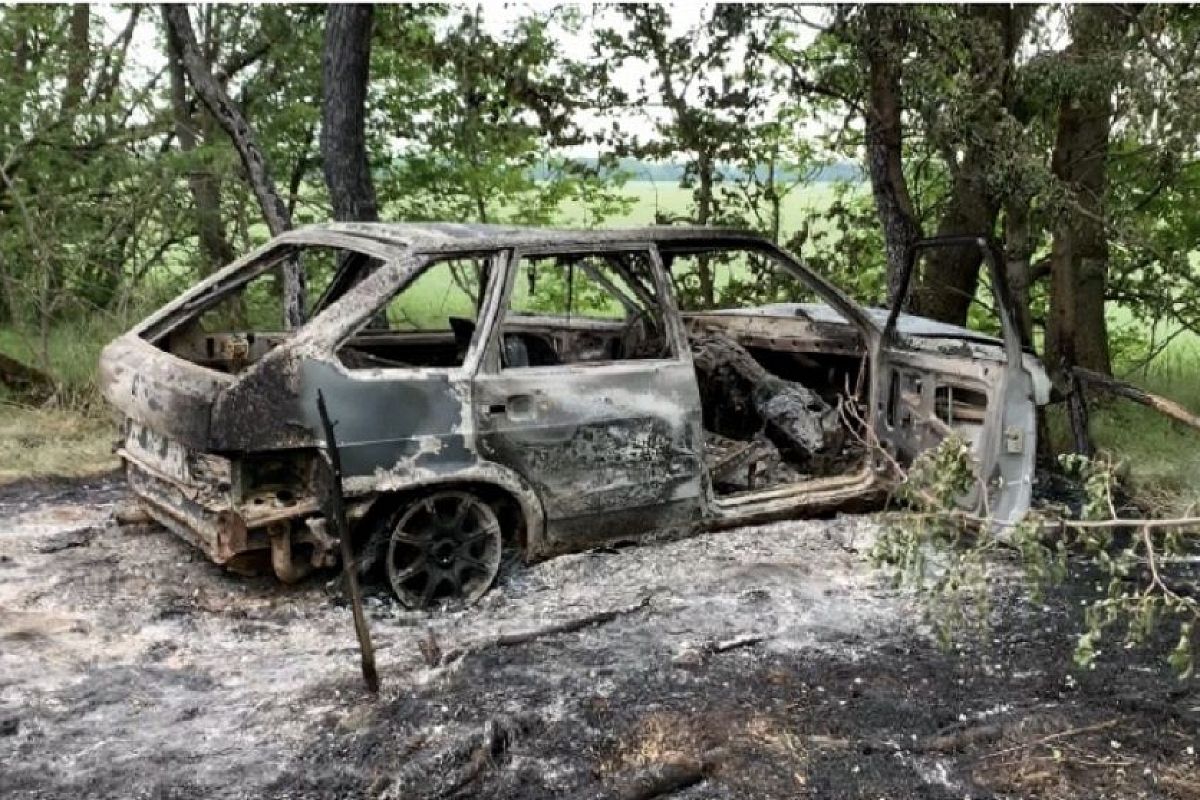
[{"xmin": 100, "ymin": 224, "xmax": 1050, "ymax": 608}]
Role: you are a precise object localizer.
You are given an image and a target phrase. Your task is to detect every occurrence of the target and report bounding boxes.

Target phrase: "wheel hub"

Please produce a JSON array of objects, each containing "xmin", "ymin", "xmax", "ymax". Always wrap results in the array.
[{"xmin": 431, "ymin": 539, "xmax": 457, "ymax": 567}]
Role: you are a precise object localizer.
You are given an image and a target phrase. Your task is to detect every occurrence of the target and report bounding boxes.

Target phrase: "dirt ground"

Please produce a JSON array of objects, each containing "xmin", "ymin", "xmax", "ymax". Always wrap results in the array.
[{"xmin": 1, "ymin": 475, "xmax": 1197, "ymax": 799}]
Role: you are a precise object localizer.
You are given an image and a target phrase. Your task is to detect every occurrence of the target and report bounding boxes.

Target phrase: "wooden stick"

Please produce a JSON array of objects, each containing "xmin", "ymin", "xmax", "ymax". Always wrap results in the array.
[
  {"xmin": 710, "ymin": 634, "xmax": 770, "ymax": 653},
  {"xmin": 615, "ymin": 759, "xmax": 706, "ymax": 800},
  {"xmin": 914, "ymin": 721, "xmax": 1008, "ymax": 753},
  {"xmin": 437, "ymin": 597, "xmax": 650, "ymax": 667},
  {"xmin": 977, "ymin": 718, "xmax": 1118, "ymax": 761}
]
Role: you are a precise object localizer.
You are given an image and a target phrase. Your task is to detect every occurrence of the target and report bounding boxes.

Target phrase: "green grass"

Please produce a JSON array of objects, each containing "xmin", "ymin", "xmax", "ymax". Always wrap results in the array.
[
  {"xmin": 555, "ymin": 179, "xmax": 846, "ymax": 234},
  {"xmin": 1061, "ymin": 345, "xmax": 1200, "ymax": 516},
  {"xmin": 0, "ymin": 311, "xmax": 144, "ymax": 405},
  {"xmin": 1080, "ymin": 307, "xmax": 1200, "ymax": 513},
  {"xmin": 386, "ymin": 181, "xmax": 850, "ymax": 328},
  {"xmin": 0, "ymin": 403, "xmax": 117, "ymax": 483},
  {"xmin": 0, "ymin": 314, "xmax": 137, "ymax": 483}
]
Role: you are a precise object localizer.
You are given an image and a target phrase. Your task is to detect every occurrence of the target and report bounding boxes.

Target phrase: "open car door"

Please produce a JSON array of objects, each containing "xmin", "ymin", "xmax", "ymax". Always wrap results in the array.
[{"xmin": 874, "ymin": 236, "xmax": 1039, "ymax": 524}]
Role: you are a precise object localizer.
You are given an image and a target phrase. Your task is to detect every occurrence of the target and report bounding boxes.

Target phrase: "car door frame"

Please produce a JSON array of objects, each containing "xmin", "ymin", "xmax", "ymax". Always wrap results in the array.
[
  {"xmin": 878, "ymin": 235, "xmax": 1038, "ymax": 524},
  {"xmin": 470, "ymin": 240, "xmax": 708, "ymax": 552},
  {"xmin": 657, "ymin": 237, "xmax": 893, "ymax": 521}
]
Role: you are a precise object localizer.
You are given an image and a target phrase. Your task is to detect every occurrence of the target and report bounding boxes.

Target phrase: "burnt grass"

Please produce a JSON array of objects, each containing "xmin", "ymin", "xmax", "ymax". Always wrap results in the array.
[
  {"xmin": 1, "ymin": 475, "xmax": 1197, "ymax": 800},
  {"xmin": 273, "ymin": 578, "xmax": 1200, "ymax": 799},
  {"xmin": 282, "ymin": 601, "xmax": 1189, "ymax": 799}
]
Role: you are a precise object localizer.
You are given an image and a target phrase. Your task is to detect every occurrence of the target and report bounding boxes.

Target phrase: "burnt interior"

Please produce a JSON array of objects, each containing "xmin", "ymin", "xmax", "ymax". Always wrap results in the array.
[
  {"xmin": 153, "ymin": 241, "xmax": 879, "ymax": 500},
  {"xmin": 686, "ymin": 318, "xmax": 871, "ymax": 496}
]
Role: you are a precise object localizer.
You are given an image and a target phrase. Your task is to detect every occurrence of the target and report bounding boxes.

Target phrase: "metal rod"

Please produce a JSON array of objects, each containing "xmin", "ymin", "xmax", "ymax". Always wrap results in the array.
[{"xmin": 317, "ymin": 389, "xmax": 380, "ymax": 694}]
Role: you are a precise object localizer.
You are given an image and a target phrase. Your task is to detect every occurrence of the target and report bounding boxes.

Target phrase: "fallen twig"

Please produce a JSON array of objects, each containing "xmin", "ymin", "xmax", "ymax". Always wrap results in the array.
[
  {"xmin": 710, "ymin": 634, "xmax": 770, "ymax": 654},
  {"xmin": 573, "ymin": 748, "xmax": 726, "ymax": 800},
  {"xmin": 1160, "ymin": 773, "xmax": 1200, "ymax": 800},
  {"xmin": 436, "ymin": 596, "xmax": 651, "ymax": 667},
  {"xmin": 977, "ymin": 718, "xmax": 1119, "ymax": 761},
  {"xmin": 380, "ymin": 714, "xmax": 533, "ymax": 800},
  {"xmin": 34, "ymin": 526, "xmax": 98, "ymax": 554},
  {"xmin": 614, "ymin": 757, "xmax": 708, "ymax": 800},
  {"xmin": 913, "ymin": 721, "xmax": 1009, "ymax": 753}
]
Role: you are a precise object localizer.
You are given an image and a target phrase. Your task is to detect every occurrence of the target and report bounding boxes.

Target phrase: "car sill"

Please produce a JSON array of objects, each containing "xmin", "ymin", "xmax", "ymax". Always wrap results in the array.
[{"xmin": 713, "ymin": 464, "xmax": 879, "ymax": 510}]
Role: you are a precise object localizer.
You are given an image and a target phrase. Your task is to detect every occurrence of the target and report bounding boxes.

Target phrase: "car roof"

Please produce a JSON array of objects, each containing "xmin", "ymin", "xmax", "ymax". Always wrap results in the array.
[{"xmin": 298, "ymin": 222, "xmax": 770, "ymax": 252}]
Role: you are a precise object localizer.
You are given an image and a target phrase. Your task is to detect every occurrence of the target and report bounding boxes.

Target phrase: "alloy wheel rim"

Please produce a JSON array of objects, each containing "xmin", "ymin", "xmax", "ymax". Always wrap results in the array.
[{"xmin": 386, "ymin": 491, "xmax": 502, "ymax": 610}]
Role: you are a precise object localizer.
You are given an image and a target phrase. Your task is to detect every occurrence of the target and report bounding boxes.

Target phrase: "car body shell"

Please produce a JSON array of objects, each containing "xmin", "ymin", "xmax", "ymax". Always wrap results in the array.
[{"xmin": 99, "ymin": 224, "xmax": 1049, "ymax": 579}]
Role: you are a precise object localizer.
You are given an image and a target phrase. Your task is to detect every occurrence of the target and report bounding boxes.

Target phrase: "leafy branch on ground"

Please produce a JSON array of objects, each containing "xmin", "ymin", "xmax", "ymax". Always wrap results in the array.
[{"xmin": 871, "ymin": 437, "xmax": 1199, "ymax": 676}]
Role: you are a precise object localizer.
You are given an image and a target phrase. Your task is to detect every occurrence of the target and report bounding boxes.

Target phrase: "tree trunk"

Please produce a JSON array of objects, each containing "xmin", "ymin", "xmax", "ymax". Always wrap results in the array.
[
  {"xmin": 695, "ymin": 147, "xmax": 716, "ymax": 307},
  {"xmin": 0, "ymin": 21, "xmax": 27, "ymax": 323},
  {"xmin": 162, "ymin": 4, "xmax": 304, "ymax": 327},
  {"xmin": 861, "ymin": 6, "xmax": 922, "ymax": 306},
  {"xmin": 63, "ymin": 5, "xmax": 89, "ymax": 115},
  {"xmin": 907, "ymin": 7, "xmax": 1030, "ymax": 326},
  {"xmin": 909, "ymin": 165, "xmax": 997, "ymax": 324},
  {"xmin": 1003, "ymin": 199, "xmax": 1036, "ymax": 347},
  {"xmin": 1046, "ymin": 5, "xmax": 1129, "ymax": 377},
  {"xmin": 321, "ymin": 4, "xmax": 378, "ymax": 223},
  {"xmin": 166, "ymin": 23, "xmax": 235, "ymax": 276}
]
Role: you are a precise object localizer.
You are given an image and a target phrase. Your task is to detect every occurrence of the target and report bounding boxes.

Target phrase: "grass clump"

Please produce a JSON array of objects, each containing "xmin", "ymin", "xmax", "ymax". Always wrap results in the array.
[
  {"xmin": 0, "ymin": 315, "xmax": 134, "ymax": 484},
  {"xmin": 0, "ymin": 402, "xmax": 116, "ymax": 483}
]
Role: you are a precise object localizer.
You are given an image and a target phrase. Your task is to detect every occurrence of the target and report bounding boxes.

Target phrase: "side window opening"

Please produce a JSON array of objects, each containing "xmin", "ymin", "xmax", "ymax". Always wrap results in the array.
[
  {"xmin": 933, "ymin": 383, "xmax": 991, "ymax": 455},
  {"xmin": 934, "ymin": 384, "xmax": 990, "ymax": 425},
  {"xmin": 336, "ymin": 255, "xmax": 493, "ymax": 370},
  {"xmin": 498, "ymin": 251, "xmax": 672, "ymax": 368},
  {"xmin": 156, "ymin": 245, "xmax": 378, "ymax": 374}
]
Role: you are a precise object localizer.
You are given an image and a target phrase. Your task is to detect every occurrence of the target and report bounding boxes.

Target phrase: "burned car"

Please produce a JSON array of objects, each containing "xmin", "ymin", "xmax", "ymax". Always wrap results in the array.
[{"xmin": 99, "ymin": 224, "xmax": 1050, "ymax": 608}]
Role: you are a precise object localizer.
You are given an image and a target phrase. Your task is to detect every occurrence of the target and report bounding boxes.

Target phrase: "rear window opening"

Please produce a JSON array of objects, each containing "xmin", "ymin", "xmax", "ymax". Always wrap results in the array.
[
  {"xmin": 335, "ymin": 256, "xmax": 493, "ymax": 370},
  {"xmin": 151, "ymin": 245, "xmax": 380, "ymax": 374}
]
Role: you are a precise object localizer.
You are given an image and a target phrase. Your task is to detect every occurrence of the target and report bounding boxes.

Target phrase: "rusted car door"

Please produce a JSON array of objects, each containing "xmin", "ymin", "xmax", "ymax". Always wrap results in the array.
[
  {"xmin": 472, "ymin": 244, "xmax": 706, "ymax": 548},
  {"xmin": 875, "ymin": 236, "xmax": 1038, "ymax": 523}
]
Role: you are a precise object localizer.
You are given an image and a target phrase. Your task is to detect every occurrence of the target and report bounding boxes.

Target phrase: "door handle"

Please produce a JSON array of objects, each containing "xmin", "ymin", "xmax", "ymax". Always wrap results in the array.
[
  {"xmin": 505, "ymin": 393, "xmax": 536, "ymax": 421},
  {"xmin": 480, "ymin": 394, "xmax": 537, "ymax": 420}
]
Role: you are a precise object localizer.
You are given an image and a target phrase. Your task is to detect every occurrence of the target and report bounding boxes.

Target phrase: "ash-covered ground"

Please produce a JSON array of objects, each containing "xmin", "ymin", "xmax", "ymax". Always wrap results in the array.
[{"xmin": 1, "ymin": 475, "xmax": 1196, "ymax": 799}]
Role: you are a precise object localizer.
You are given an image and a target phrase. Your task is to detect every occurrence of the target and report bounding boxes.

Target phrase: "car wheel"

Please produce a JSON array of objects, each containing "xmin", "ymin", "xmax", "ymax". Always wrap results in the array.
[{"xmin": 385, "ymin": 490, "xmax": 503, "ymax": 610}]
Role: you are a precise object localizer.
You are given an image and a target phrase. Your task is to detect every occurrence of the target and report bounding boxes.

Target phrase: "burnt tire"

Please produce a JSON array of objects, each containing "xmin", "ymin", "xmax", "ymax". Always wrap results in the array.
[{"xmin": 385, "ymin": 490, "xmax": 502, "ymax": 610}]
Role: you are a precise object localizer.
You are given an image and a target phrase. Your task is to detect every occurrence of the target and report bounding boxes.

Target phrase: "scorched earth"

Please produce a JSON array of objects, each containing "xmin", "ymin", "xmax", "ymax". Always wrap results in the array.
[{"xmin": 0, "ymin": 474, "xmax": 1195, "ymax": 799}]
